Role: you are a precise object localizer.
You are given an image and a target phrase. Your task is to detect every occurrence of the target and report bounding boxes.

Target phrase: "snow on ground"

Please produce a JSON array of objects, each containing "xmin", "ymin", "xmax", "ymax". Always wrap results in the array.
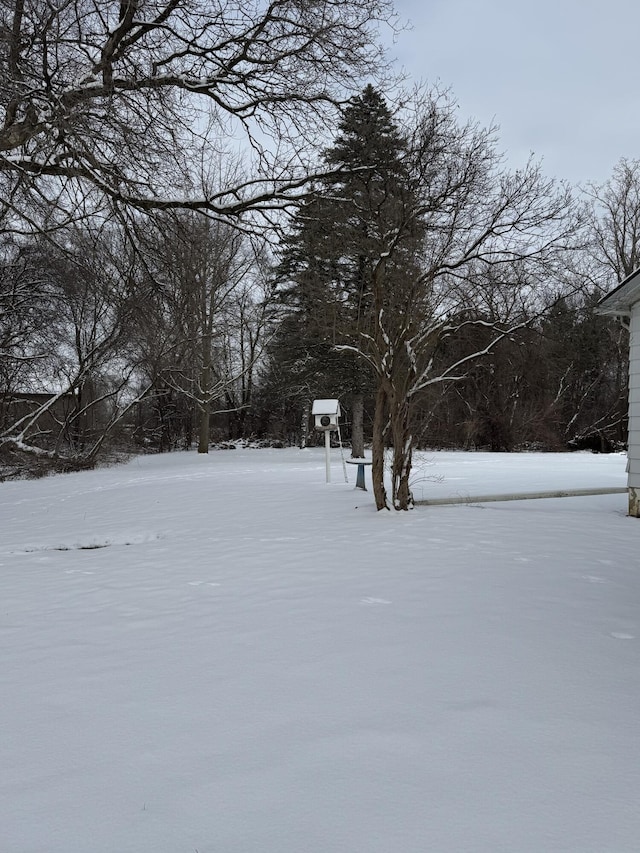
[{"xmin": 0, "ymin": 448, "xmax": 638, "ymax": 852}]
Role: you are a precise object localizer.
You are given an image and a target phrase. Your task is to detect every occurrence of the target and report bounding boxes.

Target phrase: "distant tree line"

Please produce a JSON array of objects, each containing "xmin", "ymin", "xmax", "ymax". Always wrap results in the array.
[{"xmin": 0, "ymin": 0, "xmax": 635, "ymax": 506}]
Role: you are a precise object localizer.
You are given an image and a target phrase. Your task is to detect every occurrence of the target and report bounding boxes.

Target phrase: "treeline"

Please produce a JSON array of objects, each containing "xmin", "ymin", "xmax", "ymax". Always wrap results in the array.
[
  {"xmin": 1, "ymin": 88, "xmax": 631, "ymax": 476},
  {"xmin": 0, "ymin": 0, "xmax": 636, "ymax": 505}
]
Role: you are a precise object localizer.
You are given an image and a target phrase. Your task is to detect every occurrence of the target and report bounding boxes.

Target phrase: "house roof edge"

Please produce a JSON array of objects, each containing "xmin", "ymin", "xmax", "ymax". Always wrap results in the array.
[{"xmin": 597, "ymin": 267, "xmax": 640, "ymax": 316}]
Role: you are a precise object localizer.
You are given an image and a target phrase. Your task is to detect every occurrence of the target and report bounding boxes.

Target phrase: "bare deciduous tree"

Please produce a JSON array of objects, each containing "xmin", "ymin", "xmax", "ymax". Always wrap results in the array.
[
  {"xmin": 587, "ymin": 158, "xmax": 640, "ymax": 283},
  {"xmin": 0, "ymin": 240, "xmax": 56, "ymax": 418},
  {"xmin": 0, "ymin": 0, "xmax": 395, "ymax": 228},
  {"xmin": 0, "ymin": 226, "xmax": 149, "ymax": 470},
  {"xmin": 134, "ymin": 210, "xmax": 270, "ymax": 452},
  {"xmin": 341, "ymin": 89, "xmax": 584, "ymax": 510}
]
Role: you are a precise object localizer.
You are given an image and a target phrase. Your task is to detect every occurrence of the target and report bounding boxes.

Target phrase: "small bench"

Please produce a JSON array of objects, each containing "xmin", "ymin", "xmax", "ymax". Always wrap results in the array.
[{"xmin": 345, "ymin": 458, "xmax": 373, "ymax": 490}]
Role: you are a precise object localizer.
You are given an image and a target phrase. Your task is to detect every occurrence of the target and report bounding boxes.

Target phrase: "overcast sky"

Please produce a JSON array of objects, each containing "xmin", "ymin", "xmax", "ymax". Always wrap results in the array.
[{"xmin": 388, "ymin": 0, "xmax": 639, "ymax": 187}]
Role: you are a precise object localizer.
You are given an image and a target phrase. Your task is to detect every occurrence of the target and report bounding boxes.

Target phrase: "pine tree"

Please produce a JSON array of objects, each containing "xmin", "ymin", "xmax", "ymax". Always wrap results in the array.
[{"xmin": 265, "ymin": 86, "xmax": 422, "ymax": 456}]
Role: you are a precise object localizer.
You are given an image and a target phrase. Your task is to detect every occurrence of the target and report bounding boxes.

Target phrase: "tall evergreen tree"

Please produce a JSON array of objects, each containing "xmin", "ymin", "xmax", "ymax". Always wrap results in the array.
[{"xmin": 266, "ymin": 85, "xmax": 422, "ymax": 455}]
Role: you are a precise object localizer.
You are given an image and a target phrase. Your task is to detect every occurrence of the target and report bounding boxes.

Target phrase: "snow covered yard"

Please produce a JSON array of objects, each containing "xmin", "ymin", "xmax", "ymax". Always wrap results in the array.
[{"xmin": 0, "ymin": 448, "xmax": 638, "ymax": 853}]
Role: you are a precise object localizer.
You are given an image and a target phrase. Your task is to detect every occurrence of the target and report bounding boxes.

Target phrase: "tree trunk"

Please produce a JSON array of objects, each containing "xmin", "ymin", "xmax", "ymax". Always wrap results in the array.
[
  {"xmin": 197, "ymin": 400, "xmax": 210, "ymax": 453},
  {"xmin": 197, "ymin": 357, "xmax": 211, "ymax": 453},
  {"xmin": 198, "ymin": 333, "xmax": 213, "ymax": 454},
  {"xmin": 299, "ymin": 398, "xmax": 311, "ymax": 448},
  {"xmin": 371, "ymin": 383, "xmax": 389, "ymax": 510},
  {"xmin": 390, "ymin": 392, "xmax": 414, "ymax": 510},
  {"xmin": 351, "ymin": 392, "xmax": 365, "ymax": 457}
]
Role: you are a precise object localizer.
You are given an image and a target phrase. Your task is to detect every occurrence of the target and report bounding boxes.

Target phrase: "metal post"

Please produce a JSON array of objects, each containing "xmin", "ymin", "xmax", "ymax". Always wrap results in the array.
[
  {"xmin": 336, "ymin": 422, "xmax": 349, "ymax": 483},
  {"xmin": 324, "ymin": 429, "xmax": 331, "ymax": 483}
]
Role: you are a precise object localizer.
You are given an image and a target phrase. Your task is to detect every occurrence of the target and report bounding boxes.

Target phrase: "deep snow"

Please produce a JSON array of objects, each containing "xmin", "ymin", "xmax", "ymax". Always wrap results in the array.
[{"xmin": 0, "ymin": 448, "xmax": 638, "ymax": 852}]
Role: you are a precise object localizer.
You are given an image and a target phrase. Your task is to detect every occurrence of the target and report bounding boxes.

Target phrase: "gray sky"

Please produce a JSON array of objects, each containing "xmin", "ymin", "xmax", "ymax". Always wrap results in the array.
[{"xmin": 388, "ymin": 0, "xmax": 639, "ymax": 187}]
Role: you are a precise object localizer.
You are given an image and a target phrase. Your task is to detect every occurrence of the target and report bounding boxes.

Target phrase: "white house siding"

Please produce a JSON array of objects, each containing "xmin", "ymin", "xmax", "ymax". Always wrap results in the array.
[
  {"xmin": 596, "ymin": 271, "xmax": 640, "ymax": 515},
  {"xmin": 629, "ymin": 306, "xmax": 640, "ymax": 514}
]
